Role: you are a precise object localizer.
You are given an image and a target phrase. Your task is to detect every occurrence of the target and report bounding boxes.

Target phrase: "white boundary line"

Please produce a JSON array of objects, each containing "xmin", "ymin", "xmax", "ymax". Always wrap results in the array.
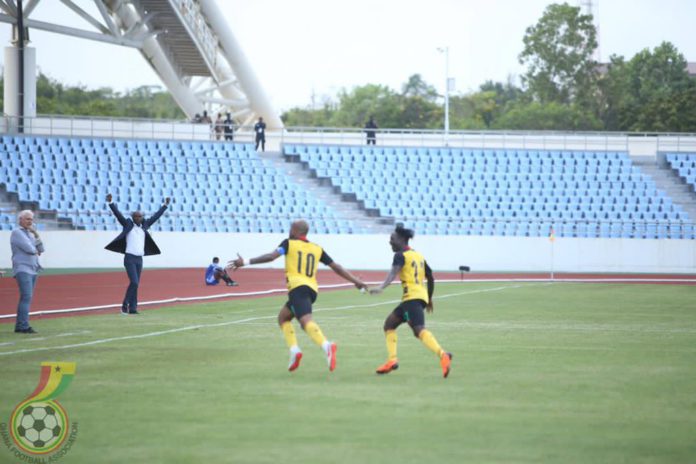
[
  {"xmin": 1, "ymin": 277, "xmax": 694, "ymax": 321},
  {"xmin": 0, "ymin": 285, "xmax": 520, "ymax": 357}
]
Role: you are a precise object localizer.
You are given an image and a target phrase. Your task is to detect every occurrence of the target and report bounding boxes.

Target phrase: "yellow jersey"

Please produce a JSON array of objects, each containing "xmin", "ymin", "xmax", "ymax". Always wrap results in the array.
[
  {"xmin": 394, "ymin": 248, "xmax": 429, "ymax": 303},
  {"xmin": 278, "ymin": 238, "xmax": 333, "ymax": 293}
]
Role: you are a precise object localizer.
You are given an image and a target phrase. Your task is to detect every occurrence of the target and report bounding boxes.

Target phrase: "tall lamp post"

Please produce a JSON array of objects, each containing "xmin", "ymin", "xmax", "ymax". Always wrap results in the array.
[{"xmin": 437, "ymin": 46, "xmax": 450, "ymax": 145}]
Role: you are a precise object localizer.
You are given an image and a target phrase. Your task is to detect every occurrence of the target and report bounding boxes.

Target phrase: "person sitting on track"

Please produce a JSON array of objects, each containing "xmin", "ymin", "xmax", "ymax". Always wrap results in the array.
[{"xmin": 205, "ymin": 257, "xmax": 238, "ymax": 287}]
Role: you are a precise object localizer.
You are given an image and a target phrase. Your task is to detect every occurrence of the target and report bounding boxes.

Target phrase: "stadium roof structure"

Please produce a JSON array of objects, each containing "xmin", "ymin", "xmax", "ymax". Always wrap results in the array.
[{"xmin": 0, "ymin": 0, "xmax": 282, "ymax": 129}]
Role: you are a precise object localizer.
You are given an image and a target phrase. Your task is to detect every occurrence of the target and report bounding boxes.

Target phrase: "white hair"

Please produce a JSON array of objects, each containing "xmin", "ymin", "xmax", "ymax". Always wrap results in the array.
[{"xmin": 17, "ymin": 210, "xmax": 34, "ymax": 224}]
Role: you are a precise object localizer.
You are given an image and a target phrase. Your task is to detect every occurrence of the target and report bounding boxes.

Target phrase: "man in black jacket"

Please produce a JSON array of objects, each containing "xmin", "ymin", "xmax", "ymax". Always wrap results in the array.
[
  {"xmin": 365, "ymin": 116, "xmax": 378, "ymax": 145},
  {"xmin": 254, "ymin": 116, "xmax": 266, "ymax": 151},
  {"xmin": 105, "ymin": 193, "xmax": 170, "ymax": 315}
]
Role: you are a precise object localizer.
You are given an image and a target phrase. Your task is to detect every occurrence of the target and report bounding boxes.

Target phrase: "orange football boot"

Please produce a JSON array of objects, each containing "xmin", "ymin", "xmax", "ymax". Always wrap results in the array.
[
  {"xmin": 440, "ymin": 352, "xmax": 453, "ymax": 378},
  {"xmin": 376, "ymin": 359, "xmax": 399, "ymax": 374}
]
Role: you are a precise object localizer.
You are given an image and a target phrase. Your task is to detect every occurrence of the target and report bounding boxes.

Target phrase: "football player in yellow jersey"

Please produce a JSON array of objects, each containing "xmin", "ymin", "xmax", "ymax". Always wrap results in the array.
[
  {"xmin": 369, "ymin": 225, "xmax": 452, "ymax": 378},
  {"xmin": 229, "ymin": 220, "xmax": 367, "ymax": 372}
]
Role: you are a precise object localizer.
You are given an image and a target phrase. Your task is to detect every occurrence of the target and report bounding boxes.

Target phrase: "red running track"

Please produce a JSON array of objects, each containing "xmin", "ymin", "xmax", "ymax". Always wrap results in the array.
[{"xmin": 1, "ymin": 268, "xmax": 695, "ymax": 322}]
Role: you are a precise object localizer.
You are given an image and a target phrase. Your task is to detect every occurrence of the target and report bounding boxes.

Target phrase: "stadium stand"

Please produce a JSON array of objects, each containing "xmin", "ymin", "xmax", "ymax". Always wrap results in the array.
[
  {"xmin": 665, "ymin": 152, "xmax": 696, "ymax": 194},
  {"xmin": 284, "ymin": 144, "xmax": 696, "ymax": 239},
  {"xmin": 0, "ymin": 135, "xmax": 357, "ymax": 234},
  {"xmin": 2, "ymin": 134, "xmax": 694, "ymax": 238}
]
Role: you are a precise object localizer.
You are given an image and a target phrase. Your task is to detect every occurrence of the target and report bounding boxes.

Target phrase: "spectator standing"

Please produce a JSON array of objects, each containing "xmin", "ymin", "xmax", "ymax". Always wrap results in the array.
[
  {"xmin": 214, "ymin": 113, "xmax": 224, "ymax": 141},
  {"xmin": 365, "ymin": 116, "xmax": 378, "ymax": 145},
  {"xmin": 224, "ymin": 113, "xmax": 234, "ymax": 141},
  {"xmin": 254, "ymin": 116, "xmax": 266, "ymax": 152},
  {"xmin": 11, "ymin": 210, "xmax": 44, "ymax": 334}
]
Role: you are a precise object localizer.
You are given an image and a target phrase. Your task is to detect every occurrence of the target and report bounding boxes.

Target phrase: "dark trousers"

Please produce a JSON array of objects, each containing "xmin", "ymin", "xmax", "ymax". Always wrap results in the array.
[
  {"xmin": 123, "ymin": 253, "xmax": 143, "ymax": 312},
  {"xmin": 255, "ymin": 136, "xmax": 265, "ymax": 151}
]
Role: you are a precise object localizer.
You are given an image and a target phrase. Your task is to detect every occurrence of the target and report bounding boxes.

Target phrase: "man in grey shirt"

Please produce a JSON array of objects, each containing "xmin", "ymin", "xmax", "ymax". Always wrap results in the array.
[{"xmin": 11, "ymin": 210, "xmax": 44, "ymax": 334}]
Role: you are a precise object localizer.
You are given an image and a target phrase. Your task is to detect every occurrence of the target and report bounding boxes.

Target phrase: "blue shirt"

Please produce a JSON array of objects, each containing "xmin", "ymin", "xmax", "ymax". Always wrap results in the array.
[
  {"xmin": 11, "ymin": 227, "xmax": 45, "ymax": 276},
  {"xmin": 205, "ymin": 264, "xmax": 221, "ymax": 285}
]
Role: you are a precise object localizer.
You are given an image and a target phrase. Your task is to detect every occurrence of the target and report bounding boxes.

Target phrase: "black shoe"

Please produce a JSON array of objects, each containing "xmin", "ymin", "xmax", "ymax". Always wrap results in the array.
[
  {"xmin": 14, "ymin": 327, "xmax": 38, "ymax": 334},
  {"xmin": 121, "ymin": 308, "xmax": 129, "ymax": 315},
  {"xmin": 129, "ymin": 310, "xmax": 141, "ymax": 315}
]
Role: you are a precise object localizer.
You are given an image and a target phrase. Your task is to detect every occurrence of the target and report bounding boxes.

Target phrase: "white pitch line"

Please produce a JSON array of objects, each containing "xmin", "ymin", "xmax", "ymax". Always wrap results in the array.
[
  {"xmin": 23, "ymin": 330, "xmax": 93, "ymax": 343},
  {"xmin": 0, "ymin": 285, "xmax": 522, "ymax": 357}
]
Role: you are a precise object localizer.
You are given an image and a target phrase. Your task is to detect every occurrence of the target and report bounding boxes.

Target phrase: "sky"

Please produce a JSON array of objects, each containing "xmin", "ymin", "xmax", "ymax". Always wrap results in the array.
[{"xmin": 0, "ymin": 0, "xmax": 694, "ymax": 112}]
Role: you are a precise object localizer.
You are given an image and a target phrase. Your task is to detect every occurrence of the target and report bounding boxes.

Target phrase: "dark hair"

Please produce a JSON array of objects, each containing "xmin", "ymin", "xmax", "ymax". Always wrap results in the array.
[
  {"xmin": 213, "ymin": 257, "xmax": 219, "ymax": 263},
  {"xmin": 394, "ymin": 224, "xmax": 414, "ymax": 242}
]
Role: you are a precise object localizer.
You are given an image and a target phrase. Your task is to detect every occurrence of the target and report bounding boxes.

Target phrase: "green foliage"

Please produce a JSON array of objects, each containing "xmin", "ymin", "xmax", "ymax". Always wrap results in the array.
[
  {"xmin": 282, "ymin": 76, "xmax": 443, "ymax": 129},
  {"xmin": 2, "ymin": 19, "xmax": 694, "ymax": 133},
  {"xmin": 281, "ymin": 104, "xmax": 336, "ymax": 126},
  {"xmin": 329, "ymin": 84, "xmax": 402, "ymax": 127},
  {"xmin": 401, "ymin": 73, "xmax": 438, "ymax": 101},
  {"xmin": 600, "ymin": 42, "xmax": 696, "ymax": 132},
  {"xmin": 493, "ymin": 101, "xmax": 602, "ymax": 131},
  {"xmin": 519, "ymin": 2, "xmax": 598, "ymax": 108},
  {"xmin": 4, "ymin": 72, "xmax": 185, "ymax": 119}
]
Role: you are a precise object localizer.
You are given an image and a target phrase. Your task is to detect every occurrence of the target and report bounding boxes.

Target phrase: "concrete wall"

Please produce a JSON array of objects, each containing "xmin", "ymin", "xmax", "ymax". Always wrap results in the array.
[{"xmin": 1, "ymin": 231, "xmax": 694, "ymax": 274}]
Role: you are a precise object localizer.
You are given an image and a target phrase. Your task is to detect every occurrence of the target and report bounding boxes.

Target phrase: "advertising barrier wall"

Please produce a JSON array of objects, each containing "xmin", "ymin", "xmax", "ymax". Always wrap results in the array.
[{"xmin": 1, "ymin": 231, "xmax": 694, "ymax": 274}]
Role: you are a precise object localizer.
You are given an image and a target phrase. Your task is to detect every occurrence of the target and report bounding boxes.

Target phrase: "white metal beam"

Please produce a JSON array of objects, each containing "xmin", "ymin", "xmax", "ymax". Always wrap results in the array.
[
  {"xmin": 0, "ymin": 13, "xmax": 145, "ymax": 47},
  {"xmin": 0, "ymin": 1, "xmax": 17, "ymax": 16},
  {"xmin": 59, "ymin": 0, "xmax": 110, "ymax": 34},
  {"xmin": 23, "ymin": 0, "xmax": 40, "ymax": 17},
  {"xmin": 1, "ymin": 0, "xmax": 281, "ymax": 128},
  {"xmin": 91, "ymin": 0, "xmax": 119, "ymax": 37},
  {"xmin": 198, "ymin": 0, "xmax": 282, "ymax": 129}
]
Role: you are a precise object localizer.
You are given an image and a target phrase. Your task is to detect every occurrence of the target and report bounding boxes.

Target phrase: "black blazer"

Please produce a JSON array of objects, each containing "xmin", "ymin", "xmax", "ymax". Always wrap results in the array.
[{"xmin": 105, "ymin": 203, "xmax": 168, "ymax": 256}]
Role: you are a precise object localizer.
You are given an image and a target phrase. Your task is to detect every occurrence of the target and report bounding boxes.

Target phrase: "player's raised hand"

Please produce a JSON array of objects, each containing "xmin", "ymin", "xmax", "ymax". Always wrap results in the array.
[
  {"xmin": 164, "ymin": 197, "xmax": 171, "ymax": 206},
  {"xmin": 227, "ymin": 253, "xmax": 245, "ymax": 271},
  {"xmin": 106, "ymin": 193, "xmax": 112, "ymax": 203}
]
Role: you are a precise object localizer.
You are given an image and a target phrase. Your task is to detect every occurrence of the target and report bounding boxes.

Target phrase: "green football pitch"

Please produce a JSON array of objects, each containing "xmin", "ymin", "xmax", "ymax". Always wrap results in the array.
[{"xmin": 1, "ymin": 282, "xmax": 695, "ymax": 463}]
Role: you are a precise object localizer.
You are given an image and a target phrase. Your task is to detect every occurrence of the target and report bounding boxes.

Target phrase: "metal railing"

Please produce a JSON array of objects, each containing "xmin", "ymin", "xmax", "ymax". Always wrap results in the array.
[{"xmin": 3, "ymin": 114, "xmax": 696, "ymax": 154}]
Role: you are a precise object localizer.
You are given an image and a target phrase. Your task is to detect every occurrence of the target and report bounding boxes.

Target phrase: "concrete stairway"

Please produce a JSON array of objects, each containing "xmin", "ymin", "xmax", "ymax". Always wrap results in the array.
[
  {"xmin": 637, "ymin": 161, "xmax": 696, "ymax": 221},
  {"xmin": 0, "ymin": 186, "xmax": 75, "ymax": 231},
  {"xmin": 257, "ymin": 151, "xmax": 392, "ymax": 235}
]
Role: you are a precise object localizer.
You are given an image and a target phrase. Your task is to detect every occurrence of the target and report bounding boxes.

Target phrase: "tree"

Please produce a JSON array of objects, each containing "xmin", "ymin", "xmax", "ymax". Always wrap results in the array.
[
  {"xmin": 399, "ymin": 94, "xmax": 442, "ymax": 129},
  {"xmin": 2, "ymin": 72, "xmax": 185, "ymax": 119},
  {"xmin": 493, "ymin": 101, "xmax": 602, "ymax": 131},
  {"xmin": 329, "ymin": 84, "xmax": 402, "ymax": 128},
  {"xmin": 401, "ymin": 73, "xmax": 438, "ymax": 101},
  {"xmin": 479, "ymin": 79, "xmax": 524, "ymax": 109},
  {"xmin": 281, "ymin": 104, "xmax": 335, "ymax": 126},
  {"xmin": 600, "ymin": 42, "xmax": 696, "ymax": 131},
  {"xmin": 519, "ymin": 3, "xmax": 598, "ymax": 108}
]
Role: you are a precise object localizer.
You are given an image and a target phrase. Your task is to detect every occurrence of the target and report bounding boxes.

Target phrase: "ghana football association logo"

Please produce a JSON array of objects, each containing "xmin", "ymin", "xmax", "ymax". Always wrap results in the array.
[{"xmin": 1, "ymin": 362, "xmax": 78, "ymax": 462}]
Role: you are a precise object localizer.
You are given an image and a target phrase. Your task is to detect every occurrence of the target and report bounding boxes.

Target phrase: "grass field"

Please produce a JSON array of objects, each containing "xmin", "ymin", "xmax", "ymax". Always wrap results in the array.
[{"xmin": 1, "ymin": 281, "xmax": 695, "ymax": 463}]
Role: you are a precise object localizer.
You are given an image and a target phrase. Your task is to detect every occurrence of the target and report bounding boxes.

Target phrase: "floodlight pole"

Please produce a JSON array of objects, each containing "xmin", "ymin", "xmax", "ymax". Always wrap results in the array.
[
  {"xmin": 438, "ymin": 46, "xmax": 450, "ymax": 146},
  {"xmin": 17, "ymin": 0, "xmax": 25, "ymax": 133}
]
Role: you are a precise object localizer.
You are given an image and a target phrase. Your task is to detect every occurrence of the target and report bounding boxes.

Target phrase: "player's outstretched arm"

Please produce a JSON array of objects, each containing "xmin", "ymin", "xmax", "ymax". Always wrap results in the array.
[
  {"xmin": 369, "ymin": 264, "xmax": 401, "ymax": 295},
  {"xmin": 327, "ymin": 262, "xmax": 366, "ymax": 290},
  {"xmin": 227, "ymin": 250, "xmax": 281, "ymax": 271}
]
